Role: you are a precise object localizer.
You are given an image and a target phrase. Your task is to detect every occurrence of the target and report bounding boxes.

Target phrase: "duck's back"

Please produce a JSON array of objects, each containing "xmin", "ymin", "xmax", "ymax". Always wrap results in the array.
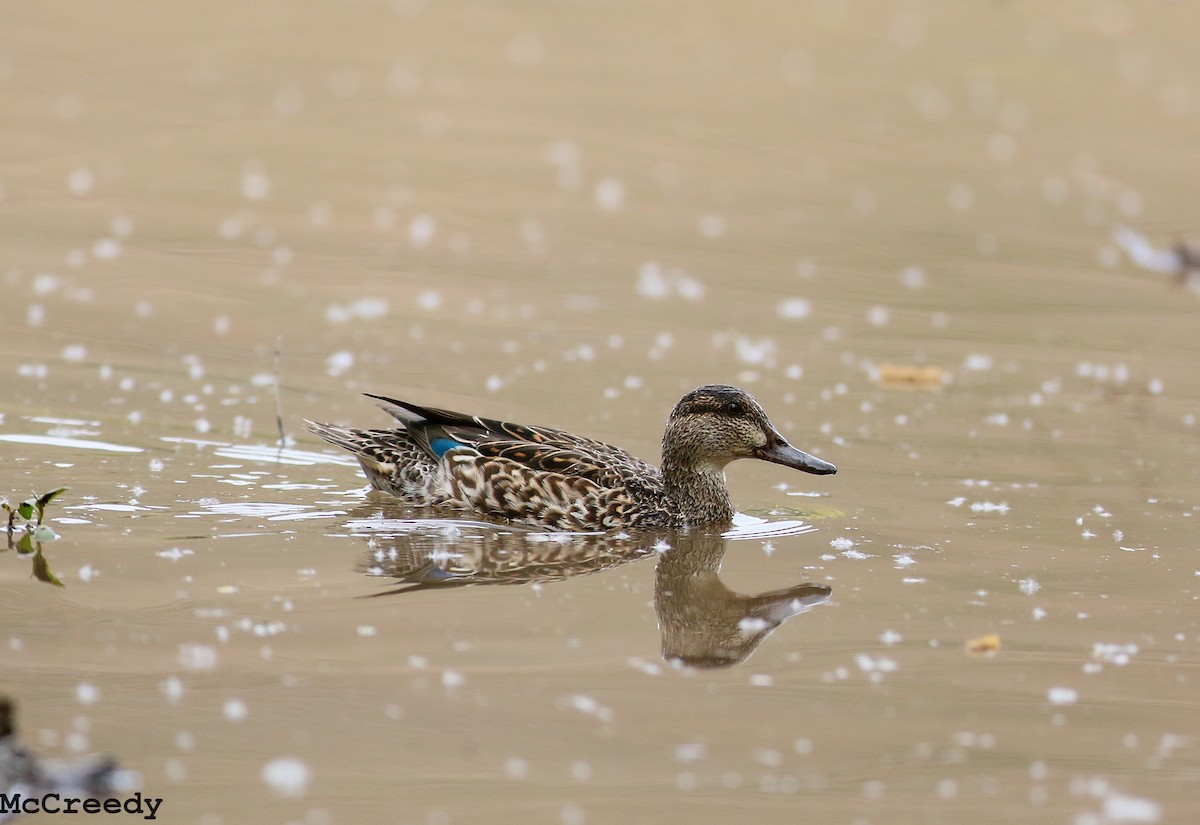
[
  {"xmin": 309, "ymin": 396, "xmax": 680, "ymax": 530},
  {"xmin": 437, "ymin": 422, "xmax": 677, "ymax": 530}
]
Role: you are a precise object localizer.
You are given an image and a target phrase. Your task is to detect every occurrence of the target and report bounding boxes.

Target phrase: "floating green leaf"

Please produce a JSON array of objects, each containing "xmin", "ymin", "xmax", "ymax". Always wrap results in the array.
[{"xmin": 34, "ymin": 487, "xmax": 68, "ymax": 522}]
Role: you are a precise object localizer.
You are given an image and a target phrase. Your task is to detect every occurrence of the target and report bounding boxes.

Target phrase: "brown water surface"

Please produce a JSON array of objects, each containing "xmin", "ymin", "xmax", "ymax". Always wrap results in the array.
[{"xmin": 3, "ymin": 2, "xmax": 1199, "ymax": 823}]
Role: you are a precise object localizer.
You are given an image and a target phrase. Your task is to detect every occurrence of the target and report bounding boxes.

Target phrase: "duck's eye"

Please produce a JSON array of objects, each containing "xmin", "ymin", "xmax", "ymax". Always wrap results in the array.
[{"xmin": 724, "ymin": 401, "xmax": 743, "ymax": 416}]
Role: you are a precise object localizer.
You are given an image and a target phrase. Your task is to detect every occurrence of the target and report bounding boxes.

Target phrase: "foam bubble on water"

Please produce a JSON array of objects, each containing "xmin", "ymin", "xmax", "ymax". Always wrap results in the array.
[
  {"xmin": 900, "ymin": 266, "xmax": 927, "ymax": 288},
  {"xmin": 262, "ymin": 756, "xmax": 311, "ymax": 797},
  {"xmin": 156, "ymin": 547, "xmax": 193, "ymax": 561},
  {"xmin": 698, "ymin": 214, "xmax": 726, "ymax": 238},
  {"xmin": 1047, "ymin": 686, "xmax": 1078, "ymax": 705},
  {"xmin": 273, "ymin": 85, "xmax": 305, "ymax": 116},
  {"xmin": 738, "ymin": 617, "xmax": 769, "ymax": 633},
  {"xmin": 970, "ymin": 501, "xmax": 1009, "ymax": 514},
  {"xmin": 160, "ymin": 676, "xmax": 184, "ymax": 704},
  {"xmin": 594, "ymin": 178, "xmax": 625, "ymax": 212},
  {"xmin": 1103, "ymin": 792, "xmax": 1161, "ymax": 823},
  {"xmin": 936, "ymin": 778, "xmax": 958, "ymax": 799},
  {"xmin": 410, "ymin": 214, "xmax": 436, "ymax": 248},
  {"xmin": 778, "ymin": 297, "xmax": 811, "ymax": 320},
  {"xmin": 178, "ymin": 643, "xmax": 218, "ymax": 671},
  {"xmin": 947, "ymin": 182, "xmax": 974, "ymax": 211},
  {"xmin": 636, "ymin": 262, "xmax": 706, "ymax": 302},
  {"xmin": 68, "ymin": 167, "xmax": 95, "ymax": 196},
  {"xmin": 1092, "ymin": 642, "xmax": 1137, "ymax": 666},
  {"xmin": 93, "ymin": 238, "xmax": 121, "ymax": 260},
  {"xmin": 962, "ymin": 353, "xmax": 993, "ymax": 371},
  {"xmin": 62, "ymin": 344, "xmax": 88, "ymax": 363},
  {"xmin": 326, "ymin": 350, "xmax": 355, "ymax": 377},
  {"xmin": 223, "ymin": 699, "xmax": 247, "ymax": 720},
  {"xmin": 241, "ymin": 164, "xmax": 270, "ymax": 200},
  {"xmin": 76, "ymin": 682, "xmax": 100, "ymax": 705},
  {"xmin": 855, "ymin": 654, "xmax": 898, "ymax": 674}
]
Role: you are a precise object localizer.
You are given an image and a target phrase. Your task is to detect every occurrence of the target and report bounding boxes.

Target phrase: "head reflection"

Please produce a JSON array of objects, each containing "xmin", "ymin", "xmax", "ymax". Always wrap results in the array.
[{"xmin": 350, "ymin": 509, "xmax": 830, "ymax": 669}]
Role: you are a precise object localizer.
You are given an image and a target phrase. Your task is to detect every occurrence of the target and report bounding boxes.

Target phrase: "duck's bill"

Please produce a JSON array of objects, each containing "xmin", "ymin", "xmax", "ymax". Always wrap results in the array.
[{"xmin": 757, "ymin": 440, "xmax": 837, "ymax": 475}]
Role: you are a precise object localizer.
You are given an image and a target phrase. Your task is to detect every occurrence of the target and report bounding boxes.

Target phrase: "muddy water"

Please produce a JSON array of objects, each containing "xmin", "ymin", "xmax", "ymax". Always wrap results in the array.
[{"xmin": 2, "ymin": 2, "xmax": 1198, "ymax": 823}]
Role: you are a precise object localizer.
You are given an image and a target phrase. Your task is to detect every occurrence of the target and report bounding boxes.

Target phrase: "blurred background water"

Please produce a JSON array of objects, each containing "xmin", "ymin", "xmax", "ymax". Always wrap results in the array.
[{"xmin": 2, "ymin": 2, "xmax": 1198, "ymax": 823}]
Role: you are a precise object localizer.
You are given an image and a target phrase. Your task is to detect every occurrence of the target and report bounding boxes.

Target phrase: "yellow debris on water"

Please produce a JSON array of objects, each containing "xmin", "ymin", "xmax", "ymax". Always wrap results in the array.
[
  {"xmin": 966, "ymin": 633, "xmax": 1001, "ymax": 656},
  {"xmin": 875, "ymin": 364, "xmax": 946, "ymax": 390}
]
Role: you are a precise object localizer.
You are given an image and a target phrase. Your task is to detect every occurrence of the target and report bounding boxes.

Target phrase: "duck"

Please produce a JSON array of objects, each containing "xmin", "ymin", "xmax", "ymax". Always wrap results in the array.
[{"xmin": 304, "ymin": 384, "xmax": 835, "ymax": 532}]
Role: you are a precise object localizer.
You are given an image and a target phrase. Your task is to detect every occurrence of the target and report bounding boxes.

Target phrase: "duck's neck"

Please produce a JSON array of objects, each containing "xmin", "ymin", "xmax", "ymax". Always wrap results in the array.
[{"xmin": 661, "ymin": 455, "xmax": 735, "ymax": 527}]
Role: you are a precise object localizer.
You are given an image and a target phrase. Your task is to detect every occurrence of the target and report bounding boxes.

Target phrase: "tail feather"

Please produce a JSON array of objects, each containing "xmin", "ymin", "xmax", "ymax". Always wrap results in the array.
[
  {"xmin": 364, "ymin": 393, "xmax": 427, "ymax": 426},
  {"xmin": 303, "ymin": 420, "xmax": 371, "ymax": 452}
]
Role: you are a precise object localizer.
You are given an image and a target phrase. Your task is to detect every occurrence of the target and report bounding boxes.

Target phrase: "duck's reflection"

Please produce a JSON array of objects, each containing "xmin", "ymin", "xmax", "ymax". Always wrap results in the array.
[
  {"xmin": 654, "ymin": 533, "xmax": 830, "ymax": 668},
  {"xmin": 348, "ymin": 508, "xmax": 830, "ymax": 669}
]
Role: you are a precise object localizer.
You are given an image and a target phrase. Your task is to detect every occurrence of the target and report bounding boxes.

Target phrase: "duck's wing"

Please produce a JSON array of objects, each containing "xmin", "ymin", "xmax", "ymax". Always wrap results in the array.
[{"xmin": 366, "ymin": 393, "xmax": 660, "ymax": 488}]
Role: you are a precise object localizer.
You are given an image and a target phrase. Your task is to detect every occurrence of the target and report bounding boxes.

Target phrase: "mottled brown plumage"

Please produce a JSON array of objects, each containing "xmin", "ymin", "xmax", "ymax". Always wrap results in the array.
[{"xmin": 304, "ymin": 384, "xmax": 835, "ymax": 531}]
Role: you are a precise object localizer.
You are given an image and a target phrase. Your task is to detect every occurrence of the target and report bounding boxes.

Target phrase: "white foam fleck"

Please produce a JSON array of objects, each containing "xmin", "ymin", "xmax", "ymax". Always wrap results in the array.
[
  {"xmin": 970, "ymin": 501, "xmax": 1010, "ymax": 514},
  {"xmin": 93, "ymin": 238, "xmax": 121, "ymax": 260},
  {"xmin": 178, "ymin": 643, "xmax": 218, "ymax": 671},
  {"xmin": 410, "ymin": 214, "xmax": 436, "ymax": 248},
  {"xmin": 326, "ymin": 350, "xmax": 355, "ymax": 377},
  {"xmin": 1047, "ymin": 686, "xmax": 1078, "ymax": 705},
  {"xmin": 241, "ymin": 165, "xmax": 270, "ymax": 200},
  {"xmin": 962, "ymin": 353, "xmax": 993, "ymax": 371},
  {"xmin": 1103, "ymin": 792, "xmax": 1161, "ymax": 823},
  {"xmin": 698, "ymin": 214, "xmax": 726, "ymax": 237},
  {"xmin": 738, "ymin": 617, "xmax": 769, "ymax": 633},
  {"xmin": 778, "ymin": 297, "xmax": 811, "ymax": 320},
  {"xmin": 156, "ymin": 547, "xmax": 194, "ymax": 561},
  {"xmin": 68, "ymin": 167, "xmax": 95, "ymax": 196},
  {"xmin": 594, "ymin": 178, "xmax": 625, "ymax": 212},
  {"xmin": 261, "ymin": 756, "xmax": 311, "ymax": 797},
  {"xmin": 1092, "ymin": 642, "xmax": 1138, "ymax": 666}
]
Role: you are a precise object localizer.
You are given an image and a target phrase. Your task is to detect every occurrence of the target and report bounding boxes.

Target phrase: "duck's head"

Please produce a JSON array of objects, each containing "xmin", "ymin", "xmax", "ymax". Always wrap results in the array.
[{"xmin": 662, "ymin": 385, "xmax": 836, "ymax": 476}]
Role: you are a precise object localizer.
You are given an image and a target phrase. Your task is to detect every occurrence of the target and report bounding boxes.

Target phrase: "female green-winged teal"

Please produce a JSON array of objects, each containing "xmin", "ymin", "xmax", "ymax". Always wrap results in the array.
[{"xmin": 304, "ymin": 384, "xmax": 835, "ymax": 532}]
